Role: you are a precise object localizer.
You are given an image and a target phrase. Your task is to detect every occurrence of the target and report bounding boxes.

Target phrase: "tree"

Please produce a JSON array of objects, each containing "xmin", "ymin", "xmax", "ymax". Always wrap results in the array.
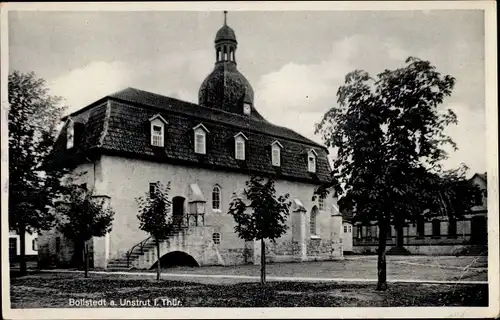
[
  {"xmin": 228, "ymin": 176, "xmax": 291, "ymax": 285},
  {"xmin": 8, "ymin": 70, "xmax": 69, "ymax": 275},
  {"xmin": 57, "ymin": 184, "xmax": 115, "ymax": 278},
  {"xmin": 314, "ymin": 57, "xmax": 482, "ymax": 291},
  {"xmin": 136, "ymin": 181, "xmax": 175, "ymax": 281}
]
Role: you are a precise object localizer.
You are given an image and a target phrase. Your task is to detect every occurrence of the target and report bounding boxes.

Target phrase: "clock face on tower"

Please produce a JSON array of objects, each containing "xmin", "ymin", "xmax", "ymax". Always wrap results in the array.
[{"xmin": 243, "ymin": 103, "xmax": 251, "ymax": 115}]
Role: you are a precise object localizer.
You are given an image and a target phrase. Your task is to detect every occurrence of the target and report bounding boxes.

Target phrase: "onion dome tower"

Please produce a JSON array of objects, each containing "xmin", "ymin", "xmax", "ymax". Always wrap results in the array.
[{"xmin": 198, "ymin": 11, "xmax": 255, "ymax": 115}]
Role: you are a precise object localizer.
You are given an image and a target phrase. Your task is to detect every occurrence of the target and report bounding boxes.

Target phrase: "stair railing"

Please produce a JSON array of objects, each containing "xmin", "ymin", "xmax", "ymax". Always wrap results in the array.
[
  {"xmin": 125, "ymin": 215, "xmax": 191, "ymax": 268},
  {"xmin": 126, "ymin": 236, "xmax": 152, "ymax": 268}
]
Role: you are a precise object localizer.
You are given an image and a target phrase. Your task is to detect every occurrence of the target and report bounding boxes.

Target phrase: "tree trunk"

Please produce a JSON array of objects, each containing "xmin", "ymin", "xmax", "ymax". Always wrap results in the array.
[
  {"xmin": 84, "ymin": 241, "xmax": 89, "ymax": 278},
  {"xmin": 156, "ymin": 239, "xmax": 161, "ymax": 281},
  {"xmin": 395, "ymin": 225, "xmax": 404, "ymax": 248},
  {"xmin": 19, "ymin": 224, "xmax": 27, "ymax": 276},
  {"xmin": 260, "ymin": 238, "xmax": 266, "ymax": 286},
  {"xmin": 376, "ymin": 221, "xmax": 388, "ymax": 291}
]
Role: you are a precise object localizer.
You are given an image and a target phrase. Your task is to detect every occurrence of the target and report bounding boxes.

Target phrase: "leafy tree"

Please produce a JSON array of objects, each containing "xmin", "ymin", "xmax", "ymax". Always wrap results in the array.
[
  {"xmin": 56, "ymin": 184, "xmax": 115, "ymax": 278},
  {"xmin": 228, "ymin": 176, "xmax": 291, "ymax": 285},
  {"xmin": 315, "ymin": 57, "xmax": 482, "ymax": 290},
  {"xmin": 136, "ymin": 181, "xmax": 176, "ymax": 281},
  {"xmin": 8, "ymin": 70, "xmax": 70, "ymax": 275}
]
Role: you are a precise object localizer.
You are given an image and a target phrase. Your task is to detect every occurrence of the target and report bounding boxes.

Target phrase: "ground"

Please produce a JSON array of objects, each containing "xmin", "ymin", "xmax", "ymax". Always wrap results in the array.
[{"xmin": 9, "ymin": 256, "xmax": 488, "ymax": 308}]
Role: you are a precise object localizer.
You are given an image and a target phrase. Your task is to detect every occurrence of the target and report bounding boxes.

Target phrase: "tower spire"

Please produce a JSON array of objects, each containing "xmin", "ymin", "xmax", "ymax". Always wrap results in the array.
[{"xmin": 223, "ymin": 11, "xmax": 228, "ymax": 25}]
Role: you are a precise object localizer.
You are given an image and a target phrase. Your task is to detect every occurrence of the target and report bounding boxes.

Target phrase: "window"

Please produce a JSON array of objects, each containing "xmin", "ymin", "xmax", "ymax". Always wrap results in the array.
[
  {"xmin": 318, "ymin": 197, "xmax": 325, "ymax": 211},
  {"xmin": 195, "ymin": 132, "xmax": 206, "ymax": 154},
  {"xmin": 212, "ymin": 233, "xmax": 221, "ymax": 244},
  {"xmin": 66, "ymin": 120, "xmax": 74, "ymax": 149},
  {"xmin": 348, "ymin": 225, "xmax": 352, "ymax": 233},
  {"xmin": 32, "ymin": 238, "xmax": 38, "ymax": 251},
  {"xmin": 416, "ymin": 218, "xmax": 425, "ymax": 237},
  {"xmin": 272, "ymin": 146, "xmax": 280, "ymax": 166},
  {"xmin": 234, "ymin": 133, "xmax": 248, "ymax": 160},
  {"xmin": 235, "ymin": 140, "xmax": 245, "ymax": 160},
  {"xmin": 448, "ymin": 218, "xmax": 457, "ymax": 238},
  {"xmin": 344, "ymin": 226, "xmax": 348, "ymax": 233},
  {"xmin": 307, "ymin": 149, "xmax": 317, "ymax": 173},
  {"xmin": 212, "ymin": 185, "xmax": 221, "ymax": 210},
  {"xmin": 151, "ymin": 125, "xmax": 163, "ymax": 147},
  {"xmin": 149, "ymin": 182, "xmax": 157, "ymax": 196},
  {"xmin": 193, "ymin": 124, "xmax": 209, "ymax": 155},
  {"xmin": 432, "ymin": 219, "xmax": 441, "ymax": 238},
  {"xmin": 55, "ymin": 237, "xmax": 61, "ymax": 253},
  {"xmin": 310, "ymin": 207, "xmax": 318, "ymax": 236}
]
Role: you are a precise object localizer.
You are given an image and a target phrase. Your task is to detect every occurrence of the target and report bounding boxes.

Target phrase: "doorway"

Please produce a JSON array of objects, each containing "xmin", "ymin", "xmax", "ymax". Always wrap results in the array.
[{"xmin": 172, "ymin": 197, "xmax": 185, "ymax": 227}]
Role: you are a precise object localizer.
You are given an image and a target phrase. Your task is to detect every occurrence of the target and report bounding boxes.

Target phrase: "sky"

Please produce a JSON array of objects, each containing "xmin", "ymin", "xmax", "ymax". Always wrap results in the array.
[{"xmin": 7, "ymin": 8, "xmax": 487, "ymax": 176}]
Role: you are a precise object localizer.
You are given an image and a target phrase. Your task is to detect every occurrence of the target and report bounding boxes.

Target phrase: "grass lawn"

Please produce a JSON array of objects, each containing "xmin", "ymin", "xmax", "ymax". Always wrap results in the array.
[{"xmin": 10, "ymin": 272, "xmax": 488, "ymax": 308}]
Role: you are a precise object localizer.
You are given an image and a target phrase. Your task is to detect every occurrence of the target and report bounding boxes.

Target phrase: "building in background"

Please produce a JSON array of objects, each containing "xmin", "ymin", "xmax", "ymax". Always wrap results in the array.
[
  {"xmin": 9, "ymin": 232, "xmax": 38, "ymax": 262},
  {"xmin": 351, "ymin": 172, "xmax": 488, "ymax": 255},
  {"xmin": 37, "ymin": 12, "xmax": 344, "ymax": 270}
]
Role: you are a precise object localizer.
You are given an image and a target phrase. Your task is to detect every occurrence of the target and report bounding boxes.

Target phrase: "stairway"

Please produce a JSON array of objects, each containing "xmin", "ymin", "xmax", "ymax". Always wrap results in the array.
[{"xmin": 106, "ymin": 226, "xmax": 188, "ymax": 271}]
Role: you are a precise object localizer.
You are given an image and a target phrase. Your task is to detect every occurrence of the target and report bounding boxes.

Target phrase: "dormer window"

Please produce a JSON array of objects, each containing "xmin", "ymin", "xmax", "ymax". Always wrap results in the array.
[
  {"xmin": 307, "ymin": 149, "xmax": 318, "ymax": 173},
  {"xmin": 271, "ymin": 140, "xmax": 283, "ymax": 167},
  {"xmin": 193, "ymin": 124, "xmax": 209, "ymax": 155},
  {"xmin": 234, "ymin": 132, "xmax": 248, "ymax": 160},
  {"xmin": 66, "ymin": 119, "xmax": 74, "ymax": 149},
  {"xmin": 149, "ymin": 114, "xmax": 168, "ymax": 148}
]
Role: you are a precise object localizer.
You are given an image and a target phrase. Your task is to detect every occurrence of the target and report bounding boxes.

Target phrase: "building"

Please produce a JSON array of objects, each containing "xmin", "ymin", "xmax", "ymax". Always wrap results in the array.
[
  {"xmin": 37, "ymin": 13, "xmax": 344, "ymax": 270},
  {"xmin": 9, "ymin": 232, "xmax": 38, "ymax": 262},
  {"xmin": 350, "ymin": 172, "xmax": 488, "ymax": 255}
]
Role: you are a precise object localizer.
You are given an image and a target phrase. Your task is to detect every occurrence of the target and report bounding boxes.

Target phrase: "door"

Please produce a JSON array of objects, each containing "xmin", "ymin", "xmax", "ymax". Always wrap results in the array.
[{"xmin": 172, "ymin": 197, "xmax": 185, "ymax": 226}]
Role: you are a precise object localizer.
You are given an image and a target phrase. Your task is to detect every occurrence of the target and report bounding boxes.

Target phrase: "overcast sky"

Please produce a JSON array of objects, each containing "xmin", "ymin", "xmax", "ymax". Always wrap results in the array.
[{"xmin": 8, "ymin": 8, "xmax": 486, "ymax": 176}]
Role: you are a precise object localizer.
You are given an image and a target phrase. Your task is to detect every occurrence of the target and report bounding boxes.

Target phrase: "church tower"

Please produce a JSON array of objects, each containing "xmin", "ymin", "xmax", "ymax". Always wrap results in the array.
[{"xmin": 198, "ymin": 11, "xmax": 255, "ymax": 116}]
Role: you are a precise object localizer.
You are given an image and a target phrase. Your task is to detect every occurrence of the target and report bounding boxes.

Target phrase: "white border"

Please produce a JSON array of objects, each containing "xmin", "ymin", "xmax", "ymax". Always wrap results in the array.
[{"xmin": 1, "ymin": 1, "xmax": 498, "ymax": 319}]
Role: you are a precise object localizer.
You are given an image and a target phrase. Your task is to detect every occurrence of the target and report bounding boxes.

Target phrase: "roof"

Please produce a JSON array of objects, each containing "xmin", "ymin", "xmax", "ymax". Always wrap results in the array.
[
  {"xmin": 53, "ymin": 87, "xmax": 331, "ymax": 183},
  {"xmin": 215, "ymin": 25, "xmax": 237, "ymax": 43}
]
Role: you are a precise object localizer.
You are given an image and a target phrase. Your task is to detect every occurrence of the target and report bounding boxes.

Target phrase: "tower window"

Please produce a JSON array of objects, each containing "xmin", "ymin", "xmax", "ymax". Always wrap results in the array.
[{"xmin": 212, "ymin": 185, "xmax": 221, "ymax": 210}]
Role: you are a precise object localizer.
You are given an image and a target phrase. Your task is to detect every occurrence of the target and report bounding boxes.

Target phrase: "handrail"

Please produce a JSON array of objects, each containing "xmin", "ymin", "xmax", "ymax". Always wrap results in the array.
[
  {"xmin": 126, "ymin": 235, "xmax": 152, "ymax": 268},
  {"xmin": 125, "ymin": 215, "xmax": 196, "ymax": 268}
]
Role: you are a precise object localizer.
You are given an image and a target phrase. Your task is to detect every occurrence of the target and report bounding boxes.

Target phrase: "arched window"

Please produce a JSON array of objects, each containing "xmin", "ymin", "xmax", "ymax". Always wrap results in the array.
[
  {"xmin": 212, "ymin": 185, "xmax": 221, "ymax": 210},
  {"xmin": 212, "ymin": 232, "xmax": 221, "ymax": 244},
  {"xmin": 310, "ymin": 206, "xmax": 318, "ymax": 236}
]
